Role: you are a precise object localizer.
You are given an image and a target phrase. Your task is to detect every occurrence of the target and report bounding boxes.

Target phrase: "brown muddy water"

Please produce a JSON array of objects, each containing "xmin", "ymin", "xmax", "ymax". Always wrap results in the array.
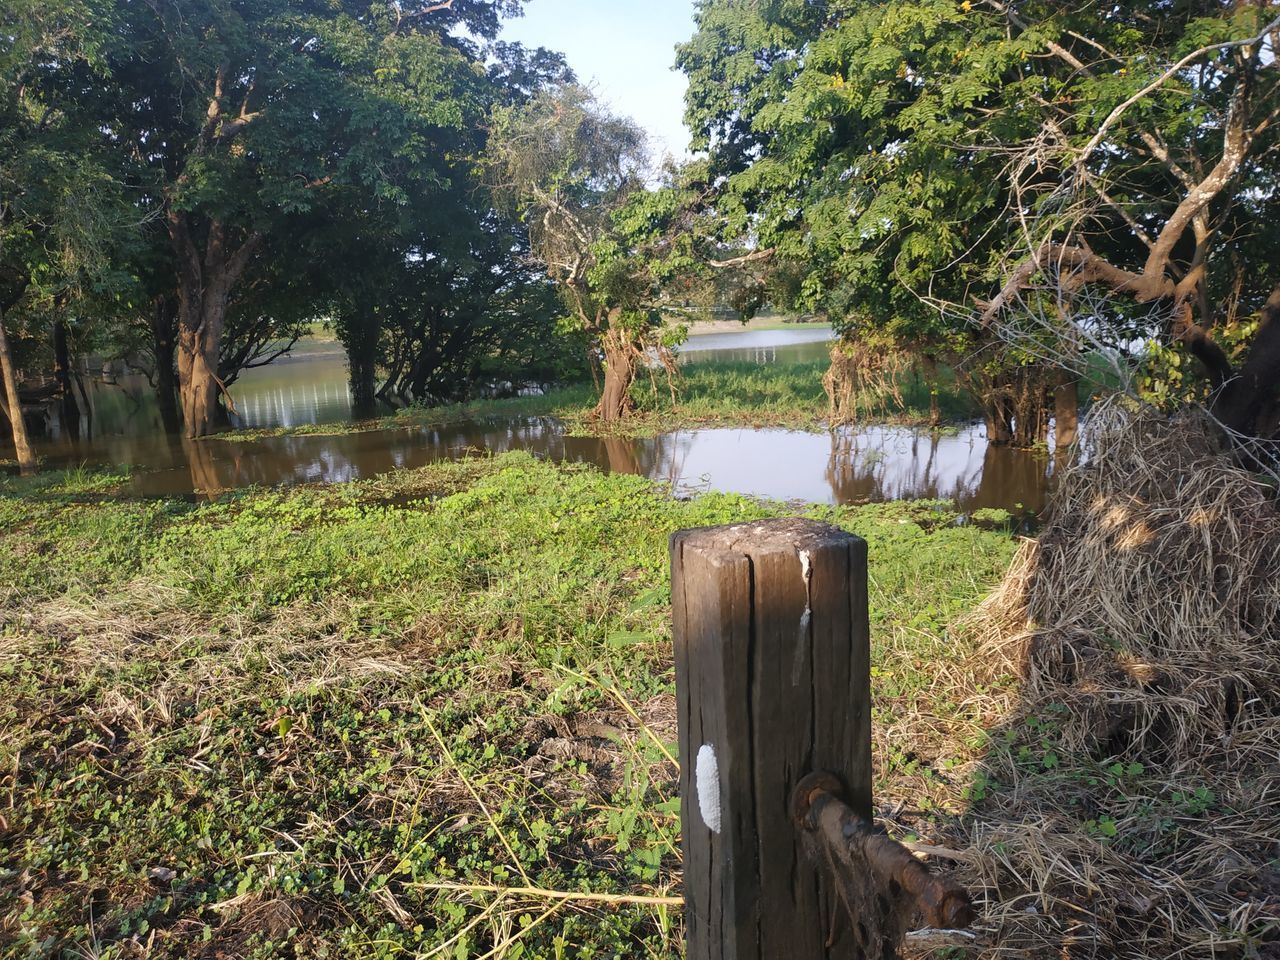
[{"xmin": 20, "ymin": 328, "xmax": 1051, "ymax": 512}]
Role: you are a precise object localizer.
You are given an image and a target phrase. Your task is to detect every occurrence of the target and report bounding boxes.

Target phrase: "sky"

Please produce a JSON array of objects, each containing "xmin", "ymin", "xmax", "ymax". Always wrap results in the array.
[{"xmin": 500, "ymin": 0, "xmax": 698, "ymax": 160}]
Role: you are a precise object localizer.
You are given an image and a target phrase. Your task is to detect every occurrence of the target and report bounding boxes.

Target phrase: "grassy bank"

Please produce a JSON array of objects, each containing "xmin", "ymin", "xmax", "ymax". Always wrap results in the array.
[
  {"xmin": 228, "ymin": 357, "xmax": 979, "ymax": 442},
  {"xmin": 623, "ymin": 358, "xmax": 977, "ymax": 435},
  {"xmin": 0, "ymin": 456, "xmax": 1015, "ymax": 958},
  {"xmin": 675, "ymin": 315, "xmax": 827, "ymax": 335}
]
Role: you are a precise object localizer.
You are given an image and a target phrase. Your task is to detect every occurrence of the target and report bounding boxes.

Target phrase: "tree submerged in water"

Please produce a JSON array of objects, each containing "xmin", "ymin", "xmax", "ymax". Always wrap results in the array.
[
  {"xmin": 2, "ymin": 0, "xmax": 628, "ymax": 449},
  {"xmin": 488, "ymin": 85, "xmax": 657, "ymax": 423},
  {"xmin": 489, "ymin": 84, "xmax": 775, "ymax": 423},
  {"xmin": 679, "ymin": 0, "xmax": 1280, "ymax": 454}
]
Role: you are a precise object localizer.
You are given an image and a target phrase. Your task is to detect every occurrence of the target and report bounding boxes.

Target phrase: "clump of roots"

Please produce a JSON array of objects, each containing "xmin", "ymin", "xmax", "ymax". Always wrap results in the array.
[
  {"xmin": 959, "ymin": 398, "xmax": 1280, "ymax": 958},
  {"xmin": 823, "ymin": 337, "xmax": 911, "ymax": 424}
]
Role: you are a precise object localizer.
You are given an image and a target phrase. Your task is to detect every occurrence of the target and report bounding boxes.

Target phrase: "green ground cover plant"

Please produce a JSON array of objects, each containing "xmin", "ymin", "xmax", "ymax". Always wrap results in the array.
[{"xmin": 0, "ymin": 455, "xmax": 1014, "ymax": 958}]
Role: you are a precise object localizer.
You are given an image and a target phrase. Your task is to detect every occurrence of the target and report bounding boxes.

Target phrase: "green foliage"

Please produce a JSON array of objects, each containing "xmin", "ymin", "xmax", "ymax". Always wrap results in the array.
[
  {"xmin": 679, "ymin": 0, "xmax": 1004, "ymax": 338},
  {"xmin": 296, "ymin": 18, "xmax": 582, "ymax": 406},
  {"xmin": 0, "ymin": 0, "xmax": 132, "ymax": 343},
  {"xmin": 489, "ymin": 84, "xmax": 650, "ymax": 332},
  {"xmin": 678, "ymin": 0, "xmax": 1280, "ymax": 386},
  {"xmin": 2, "ymin": 0, "xmax": 587, "ymax": 429},
  {"xmin": 1138, "ymin": 313, "xmax": 1263, "ymax": 410},
  {"xmin": 336, "ymin": 211, "xmax": 589, "ymax": 406}
]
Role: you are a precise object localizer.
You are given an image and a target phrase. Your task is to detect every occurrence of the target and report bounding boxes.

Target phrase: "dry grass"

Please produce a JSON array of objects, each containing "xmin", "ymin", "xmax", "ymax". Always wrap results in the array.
[
  {"xmin": 823, "ymin": 338, "xmax": 914, "ymax": 423},
  {"xmin": 954, "ymin": 399, "xmax": 1280, "ymax": 958}
]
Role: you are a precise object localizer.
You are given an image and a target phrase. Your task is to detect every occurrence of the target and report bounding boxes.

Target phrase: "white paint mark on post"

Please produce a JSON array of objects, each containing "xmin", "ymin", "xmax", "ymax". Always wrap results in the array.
[
  {"xmin": 798, "ymin": 549, "xmax": 814, "ymax": 629},
  {"xmin": 695, "ymin": 743, "xmax": 721, "ymax": 834},
  {"xmin": 793, "ymin": 549, "xmax": 815, "ymax": 685}
]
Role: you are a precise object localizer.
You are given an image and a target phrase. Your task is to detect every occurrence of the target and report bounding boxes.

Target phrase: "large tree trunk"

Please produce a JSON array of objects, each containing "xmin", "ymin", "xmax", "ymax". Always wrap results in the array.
[
  {"xmin": 823, "ymin": 337, "xmax": 909, "ymax": 423},
  {"xmin": 176, "ymin": 299, "xmax": 222, "ymax": 439},
  {"xmin": 1209, "ymin": 285, "xmax": 1280, "ymax": 447},
  {"xmin": 152, "ymin": 295, "xmax": 181, "ymax": 434},
  {"xmin": 983, "ymin": 383, "xmax": 1015, "ymax": 446},
  {"xmin": 52, "ymin": 317, "xmax": 80, "ymax": 438},
  {"xmin": 0, "ymin": 307, "xmax": 35, "ymax": 475},
  {"xmin": 1011, "ymin": 369, "xmax": 1051, "ymax": 447},
  {"xmin": 977, "ymin": 366, "xmax": 1052, "ymax": 448},
  {"xmin": 168, "ymin": 213, "xmax": 260, "ymax": 438},
  {"xmin": 593, "ymin": 325, "xmax": 637, "ymax": 424},
  {"xmin": 346, "ymin": 317, "xmax": 382, "ymax": 417},
  {"xmin": 823, "ymin": 342, "xmax": 859, "ymax": 424}
]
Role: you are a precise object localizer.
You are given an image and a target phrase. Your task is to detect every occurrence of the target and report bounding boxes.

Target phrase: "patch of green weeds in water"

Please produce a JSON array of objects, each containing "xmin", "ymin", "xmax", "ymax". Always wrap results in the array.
[
  {"xmin": 223, "ymin": 356, "xmax": 980, "ymax": 443},
  {"xmin": 0, "ymin": 463, "xmax": 132, "ymax": 497}
]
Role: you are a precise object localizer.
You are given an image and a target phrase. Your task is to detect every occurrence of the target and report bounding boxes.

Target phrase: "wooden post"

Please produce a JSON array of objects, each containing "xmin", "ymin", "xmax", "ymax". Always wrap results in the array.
[{"xmin": 671, "ymin": 518, "xmax": 870, "ymax": 959}]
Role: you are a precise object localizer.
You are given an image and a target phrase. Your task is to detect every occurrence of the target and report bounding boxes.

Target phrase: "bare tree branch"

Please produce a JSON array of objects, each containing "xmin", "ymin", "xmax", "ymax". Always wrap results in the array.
[
  {"xmin": 393, "ymin": 0, "xmax": 454, "ymax": 35},
  {"xmin": 1076, "ymin": 14, "xmax": 1280, "ymax": 169},
  {"xmin": 708, "ymin": 247, "xmax": 775, "ymax": 268}
]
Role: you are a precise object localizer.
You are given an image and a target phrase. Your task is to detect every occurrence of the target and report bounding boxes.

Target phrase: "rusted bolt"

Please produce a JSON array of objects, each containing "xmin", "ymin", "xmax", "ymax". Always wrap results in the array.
[{"xmin": 791, "ymin": 770, "xmax": 846, "ymax": 828}]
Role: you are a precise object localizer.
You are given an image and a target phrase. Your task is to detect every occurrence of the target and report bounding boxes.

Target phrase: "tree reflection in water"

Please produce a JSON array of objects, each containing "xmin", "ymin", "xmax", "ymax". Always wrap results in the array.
[
  {"xmin": 826, "ymin": 426, "xmax": 1049, "ymax": 514},
  {"xmin": 31, "ymin": 414, "xmax": 1051, "ymax": 516}
]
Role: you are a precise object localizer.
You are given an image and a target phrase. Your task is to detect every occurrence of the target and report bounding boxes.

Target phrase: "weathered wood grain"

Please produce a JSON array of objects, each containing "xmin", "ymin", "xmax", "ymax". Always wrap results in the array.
[{"xmin": 671, "ymin": 518, "xmax": 870, "ymax": 959}]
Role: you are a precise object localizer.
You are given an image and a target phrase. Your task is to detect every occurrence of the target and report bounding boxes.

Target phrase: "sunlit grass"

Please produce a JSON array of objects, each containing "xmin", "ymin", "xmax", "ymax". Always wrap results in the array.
[
  {"xmin": 0, "ymin": 453, "xmax": 1016, "ymax": 958},
  {"xmin": 0, "ymin": 463, "xmax": 132, "ymax": 496}
]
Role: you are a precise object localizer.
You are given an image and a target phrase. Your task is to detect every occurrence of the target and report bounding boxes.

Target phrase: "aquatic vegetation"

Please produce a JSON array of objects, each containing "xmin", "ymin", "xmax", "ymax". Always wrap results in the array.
[{"xmin": 225, "ymin": 356, "xmax": 979, "ymax": 443}]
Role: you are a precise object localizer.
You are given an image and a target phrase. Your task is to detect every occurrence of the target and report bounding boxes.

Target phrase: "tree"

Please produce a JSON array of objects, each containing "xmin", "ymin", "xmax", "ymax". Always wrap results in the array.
[
  {"xmin": 1, "ymin": 0, "xmax": 125, "ymax": 472},
  {"xmin": 489, "ymin": 89, "xmax": 755, "ymax": 421},
  {"xmin": 326, "ymin": 202, "xmax": 585, "ymax": 409},
  {"xmin": 320, "ymin": 36, "xmax": 576, "ymax": 412},
  {"xmin": 489, "ymin": 85, "xmax": 654, "ymax": 422},
  {"xmin": 374, "ymin": 220, "xmax": 584, "ymax": 404},
  {"xmin": 971, "ymin": 3, "xmax": 1280, "ymax": 457},
  {"xmin": 678, "ymin": 0, "xmax": 1074, "ymax": 438},
  {"xmin": 94, "ymin": 0, "xmax": 519, "ymax": 437},
  {"xmin": 678, "ymin": 0, "xmax": 1280, "ymax": 452}
]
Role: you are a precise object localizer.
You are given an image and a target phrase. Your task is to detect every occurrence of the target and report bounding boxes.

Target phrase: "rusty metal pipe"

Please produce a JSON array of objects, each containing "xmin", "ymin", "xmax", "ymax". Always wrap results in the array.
[{"xmin": 791, "ymin": 771, "xmax": 976, "ymax": 932}]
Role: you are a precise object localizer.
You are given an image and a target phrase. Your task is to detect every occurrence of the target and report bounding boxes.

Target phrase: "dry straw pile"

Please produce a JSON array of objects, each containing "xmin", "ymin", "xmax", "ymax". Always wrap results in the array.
[{"xmin": 959, "ymin": 399, "xmax": 1280, "ymax": 958}]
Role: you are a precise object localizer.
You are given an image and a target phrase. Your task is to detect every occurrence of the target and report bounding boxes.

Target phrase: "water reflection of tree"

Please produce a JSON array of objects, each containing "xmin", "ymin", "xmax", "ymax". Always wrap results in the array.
[
  {"xmin": 600, "ymin": 436, "xmax": 642, "ymax": 475},
  {"xmin": 183, "ymin": 437, "xmax": 225, "ymax": 497},
  {"xmin": 826, "ymin": 427, "xmax": 1049, "ymax": 512},
  {"xmin": 647, "ymin": 432, "xmax": 700, "ymax": 493},
  {"xmin": 588, "ymin": 431, "xmax": 692, "ymax": 491},
  {"xmin": 970, "ymin": 444, "xmax": 1050, "ymax": 514},
  {"xmin": 827, "ymin": 429, "xmax": 945, "ymax": 503}
]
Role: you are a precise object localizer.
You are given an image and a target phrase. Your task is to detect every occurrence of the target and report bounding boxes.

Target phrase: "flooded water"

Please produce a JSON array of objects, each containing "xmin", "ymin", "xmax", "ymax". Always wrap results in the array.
[
  {"xmin": 679, "ymin": 325, "xmax": 835, "ymax": 365},
  {"xmin": 72, "ymin": 341, "xmax": 357, "ymax": 436},
  {"xmin": 232, "ymin": 343, "xmax": 355, "ymax": 429},
  {"xmin": 20, "ymin": 325, "xmax": 1051, "ymax": 512}
]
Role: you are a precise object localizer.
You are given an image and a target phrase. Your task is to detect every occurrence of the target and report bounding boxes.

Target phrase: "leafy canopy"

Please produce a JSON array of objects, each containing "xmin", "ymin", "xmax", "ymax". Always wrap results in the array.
[{"xmin": 678, "ymin": 0, "xmax": 1280, "ymax": 364}]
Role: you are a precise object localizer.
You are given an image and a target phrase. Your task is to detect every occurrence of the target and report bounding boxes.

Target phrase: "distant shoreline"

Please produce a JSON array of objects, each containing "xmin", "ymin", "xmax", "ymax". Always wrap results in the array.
[{"xmin": 682, "ymin": 316, "xmax": 831, "ymax": 336}]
